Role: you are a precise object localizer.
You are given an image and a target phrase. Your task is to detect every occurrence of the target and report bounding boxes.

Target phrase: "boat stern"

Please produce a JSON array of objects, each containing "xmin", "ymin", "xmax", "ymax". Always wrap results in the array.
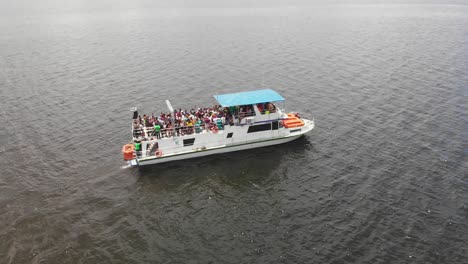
[{"xmin": 128, "ymin": 159, "xmax": 138, "ymax": 167}]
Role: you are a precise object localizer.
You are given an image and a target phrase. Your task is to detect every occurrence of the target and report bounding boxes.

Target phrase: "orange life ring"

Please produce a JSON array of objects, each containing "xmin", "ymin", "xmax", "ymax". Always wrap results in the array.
[
  {"xmin": 155, "ymin": 150, "xmax": 163, "ymax": 157},
  {"xmin": 122, "ymin": 144, "xmax": 135, "ymax": 161},
  {"xmin": 211, "ymin": 126, "xmax": 219, "ymax": 133}
]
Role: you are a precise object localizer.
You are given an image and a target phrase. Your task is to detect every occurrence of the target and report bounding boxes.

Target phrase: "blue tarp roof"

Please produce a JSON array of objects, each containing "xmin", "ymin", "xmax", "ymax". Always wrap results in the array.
[{"xmin": 214, "ymin": 89, "xmax": 284, "ymax": 107}]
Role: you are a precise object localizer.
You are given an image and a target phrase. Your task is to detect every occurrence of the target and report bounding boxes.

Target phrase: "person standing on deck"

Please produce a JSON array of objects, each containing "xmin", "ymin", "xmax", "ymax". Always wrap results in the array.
[
  {"xmin": 154, "ymin": 123, "xmax": 161, "ymax": 139},
  {"xmin": 175, "ymin": 121, "xmax": 180, "ymax": 136},
  {"xmin": 134, "ymin": 140, "xmax": 142, "ymax": 157}
]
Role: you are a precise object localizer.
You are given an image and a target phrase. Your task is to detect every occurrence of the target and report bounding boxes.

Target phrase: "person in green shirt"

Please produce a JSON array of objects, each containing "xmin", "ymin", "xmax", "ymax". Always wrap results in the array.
[
  {"xmin": 134, "ymin": 141, "xmax": 141, "ymax": 157},
  {"xmin": 154, "ymin": 123, "xmax": 161, "ymax": 139}
]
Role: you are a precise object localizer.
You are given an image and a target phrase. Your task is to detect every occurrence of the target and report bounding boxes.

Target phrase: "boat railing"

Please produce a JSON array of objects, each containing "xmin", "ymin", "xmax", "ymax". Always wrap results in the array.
[
  {"xmin": 133, "ymin": 123, "xmax": 228, "ymax": 140},
  {"xmin": 231, "ymin": 110, "xmax": 256, "ymax": 124},
  {"xmin": 259, "ymin": 109, "xmax": 278, "ymax": 115},
  {"xmin": 233, "ymin": 110, "xmax": 255, "ymax": 118}
]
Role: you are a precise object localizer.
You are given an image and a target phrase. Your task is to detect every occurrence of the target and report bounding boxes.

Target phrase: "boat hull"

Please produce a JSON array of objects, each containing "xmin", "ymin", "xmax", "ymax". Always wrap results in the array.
[
  {"xmin": 129, "ymin": 117, "xmax": 314, "ymax": 167},
  {"xmin": 134, "ymin": 134, "xmax": 303, "ymax": 166}
]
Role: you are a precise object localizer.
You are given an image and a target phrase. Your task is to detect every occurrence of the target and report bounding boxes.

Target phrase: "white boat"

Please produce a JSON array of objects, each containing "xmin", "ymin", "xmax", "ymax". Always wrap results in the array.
[{"xmin": 122, "ymin": 89, "xmax": 314, "ymax": 166}]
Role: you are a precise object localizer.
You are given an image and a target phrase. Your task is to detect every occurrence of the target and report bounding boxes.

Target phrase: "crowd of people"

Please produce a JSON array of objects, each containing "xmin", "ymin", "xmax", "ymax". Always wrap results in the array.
[{"xmin": 132, "ymin": 103, "xmax": 277, "ymax": 139}]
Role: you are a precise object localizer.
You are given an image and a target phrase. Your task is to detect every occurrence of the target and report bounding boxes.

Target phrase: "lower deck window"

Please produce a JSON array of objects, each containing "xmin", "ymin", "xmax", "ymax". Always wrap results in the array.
[
  {"xmin": 272, "ymin": 121, "xmax": 279, "ymax": 130},
  {"xmin": 247, "ymin": 123, "xmax": 272, "ymax": 133},
  {"xmin": 290, "ymin": 129, "xmax": 302, "ymax": 133},
  {"xmin": 183, "ymin": 138, "xmax": 195, "ymax": 146}
]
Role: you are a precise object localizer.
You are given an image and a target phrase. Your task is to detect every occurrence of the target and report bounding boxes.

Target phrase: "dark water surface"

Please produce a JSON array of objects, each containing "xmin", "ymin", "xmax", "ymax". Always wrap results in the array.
[{"xmin": 1, "ymin": 1, "xmax": 467, "ymax": 263}]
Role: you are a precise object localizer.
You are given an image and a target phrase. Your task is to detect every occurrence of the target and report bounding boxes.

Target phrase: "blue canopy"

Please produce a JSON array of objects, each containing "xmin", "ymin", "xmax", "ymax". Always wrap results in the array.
[{"xmin": 214, "ymin": 89, "xmax": 285, "ymax": 107}]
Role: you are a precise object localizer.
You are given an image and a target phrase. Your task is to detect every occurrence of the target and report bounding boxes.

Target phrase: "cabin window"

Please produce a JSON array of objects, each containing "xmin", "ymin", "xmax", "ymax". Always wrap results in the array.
[
  {"xmin": 247, "ymin": 123, "xmax": 271, "ymax": 133},
  {"xmin": 290, "ymin": 129, "xmax": 301, "ymax": 133},
  {"xmin": 183, "ymin": 138, "xmax": 195, "ymax": 146},
  {"xmin": 272, "ymin": 121, "xmax": 279, "ymax": 130},
  {"xmin": 227, "ymin": 132, "xmax": 233, "ymax": 138}
]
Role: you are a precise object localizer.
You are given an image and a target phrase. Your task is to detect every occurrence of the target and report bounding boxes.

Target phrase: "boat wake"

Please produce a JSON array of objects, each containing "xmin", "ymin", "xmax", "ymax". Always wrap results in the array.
[{"xmin": 120, "ymin": 164, "xmax": 133, "ymax": 169}]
